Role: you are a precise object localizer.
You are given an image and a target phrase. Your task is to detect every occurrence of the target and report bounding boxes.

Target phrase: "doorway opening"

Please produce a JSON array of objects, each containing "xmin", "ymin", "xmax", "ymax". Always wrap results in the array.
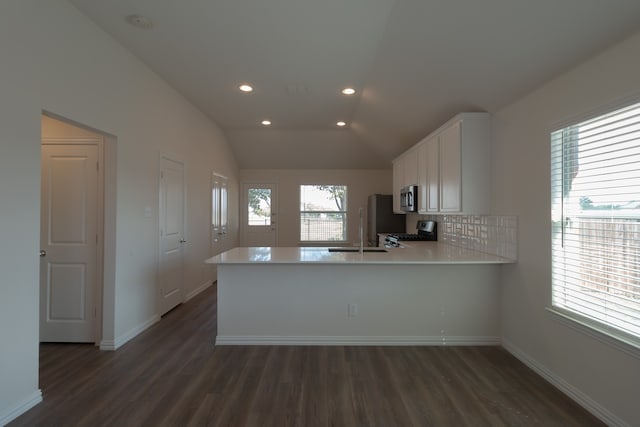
[
  {"xmin": 40, "ymin": 113, "xmax": 116, "ymax": 346},
  {"xmin": 158, "ymin": 154, "xmax": 186, "ymax": 316}
]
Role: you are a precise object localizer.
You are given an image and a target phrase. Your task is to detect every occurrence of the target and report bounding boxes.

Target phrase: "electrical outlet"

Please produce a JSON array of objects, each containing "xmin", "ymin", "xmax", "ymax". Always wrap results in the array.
[{"xmin": 348, "ymin": 303, "xmax": 358, "ymax": 317}]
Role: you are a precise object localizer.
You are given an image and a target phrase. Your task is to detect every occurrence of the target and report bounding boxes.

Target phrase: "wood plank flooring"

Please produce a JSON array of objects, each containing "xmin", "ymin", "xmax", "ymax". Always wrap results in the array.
[{"xmin": 10, "ymin": 284, "xmax": 605, "ymax": 427}]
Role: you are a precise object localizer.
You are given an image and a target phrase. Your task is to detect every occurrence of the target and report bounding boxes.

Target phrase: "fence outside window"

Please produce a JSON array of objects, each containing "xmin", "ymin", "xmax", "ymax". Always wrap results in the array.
[
  {"xmin": 554, "ymin": 215, "xmax": 640, "ymax": 337},
  {"xmin": 300, "ymin": 185, "xmax": 347, "ymax": 242},
  {"xmin": 551, "ymin": 100, "xmax": 640, "ymax": 346},
  {"xmin": 300, "ymin": 213, "xmax": 346, "ymax": 241}
]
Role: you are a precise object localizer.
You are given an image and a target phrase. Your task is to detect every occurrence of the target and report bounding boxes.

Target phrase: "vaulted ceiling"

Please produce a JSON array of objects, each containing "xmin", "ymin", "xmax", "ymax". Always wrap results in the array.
[{"xmin": 69, "ymin": 0, "xmax": 640, "ymax": 169}]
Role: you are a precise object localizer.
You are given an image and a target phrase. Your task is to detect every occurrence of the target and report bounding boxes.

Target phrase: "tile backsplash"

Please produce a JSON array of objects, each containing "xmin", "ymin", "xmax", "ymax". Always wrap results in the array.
[{"xmin": 413, "ymin": 214, "xmax": 518, "ymax": 260}]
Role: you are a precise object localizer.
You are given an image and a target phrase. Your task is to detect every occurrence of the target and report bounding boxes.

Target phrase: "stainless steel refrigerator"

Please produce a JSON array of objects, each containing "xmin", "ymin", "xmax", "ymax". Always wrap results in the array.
[{"xmin": 367, "ymin": 194, "xmax": 406, "ymax": 246}]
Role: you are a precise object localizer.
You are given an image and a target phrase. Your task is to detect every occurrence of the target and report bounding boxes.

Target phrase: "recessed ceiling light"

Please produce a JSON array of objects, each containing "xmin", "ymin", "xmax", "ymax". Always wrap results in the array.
[
  {"xmin": 125, "ymin": 14, "xmax": 153, "ymax": 30},
  {"xmin": 336, "ymin": 121, "xmax": 347, "ymax": 127},
  {"xmin": 261, "ymin": 120, "xmax": 271, "ymax": 126},
  {"xmin": 341, "ymin": 87, "xmax": 356, "ymax": 95},
  {"xmin": 239, "ymin": 84, "xmax": 254, "ymax": 93}
]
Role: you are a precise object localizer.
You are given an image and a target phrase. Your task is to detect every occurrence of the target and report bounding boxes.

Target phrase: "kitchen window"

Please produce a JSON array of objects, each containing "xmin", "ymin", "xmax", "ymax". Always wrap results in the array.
[
  {"xmin": 550, "ymin": 100, "xmax": 640, "ymax": 349},
  {"xmin": 300, "ymin": 185, "xmax": 347, "ymax": 242}
]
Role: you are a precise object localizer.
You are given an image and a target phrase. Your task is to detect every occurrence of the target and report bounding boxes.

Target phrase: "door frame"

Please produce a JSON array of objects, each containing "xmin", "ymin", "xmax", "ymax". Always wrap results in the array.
[
  {"xmin": 41, "ymin": 138, "xmax": 104, "ymax": 344},
  {"xmin": 158, "ymin": 152, "xmax": 187, "ymax": 315}
]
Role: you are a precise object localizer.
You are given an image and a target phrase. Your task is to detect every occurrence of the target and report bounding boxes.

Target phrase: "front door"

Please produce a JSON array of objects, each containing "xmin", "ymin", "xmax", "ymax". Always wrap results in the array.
[
  {"xmin": 242, "ymin": 183, "xmax": 277, "ymax": 247},
  {"xmin": 40, "ymin": 143, "xmax": 99, "ymax": 342},
  {"xmin": 159, "ymin": 156, "xmax": 186, "ymax": 315}
]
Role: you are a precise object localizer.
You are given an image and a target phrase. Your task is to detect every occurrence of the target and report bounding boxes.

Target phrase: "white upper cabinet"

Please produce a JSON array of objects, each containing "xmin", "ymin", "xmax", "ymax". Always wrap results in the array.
[
  {"xmin": 392, "ymin": 147, "xmax": 420, "ymax": 213},
  {"xmin": 417, "ymin": 142, "xmax": 429, "ymax": 213},
  {"xmin": 425, "ymin": 135, "xmax": 440, "ymax": 213},
  {"xmin": 397, "ymin": 112, "xmax": 490, "ymax": 215},
  {"xmin": 392, "ymin": 158, "xmax": 403, "ymax": 213},
  {"xmin": 439, "ymin": 121, "xmax": 462, "ymax": 212},
  {"xmin": 418, "ymin": 135, "xmax": 439, "ymax": 213},
  {"xmin": 403, "ymin": 148, "xmax": 419, "ymax": 187}
]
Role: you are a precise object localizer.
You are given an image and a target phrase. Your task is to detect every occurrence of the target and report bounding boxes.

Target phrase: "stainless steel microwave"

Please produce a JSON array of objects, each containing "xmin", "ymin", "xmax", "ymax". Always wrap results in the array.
[{"xmin": 400, "ymin": 185, "xmax": 417, "ymax": 212}]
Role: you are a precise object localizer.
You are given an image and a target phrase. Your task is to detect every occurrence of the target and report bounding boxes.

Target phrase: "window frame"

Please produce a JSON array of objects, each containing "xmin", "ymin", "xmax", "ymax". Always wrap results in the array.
[
  {"xmin": 299, "ymin": 184, "xmax": 348, "ymax": 243},
  {"xmin": 549, "ymin": 98, "xmax": 640, "ymax": 354}
]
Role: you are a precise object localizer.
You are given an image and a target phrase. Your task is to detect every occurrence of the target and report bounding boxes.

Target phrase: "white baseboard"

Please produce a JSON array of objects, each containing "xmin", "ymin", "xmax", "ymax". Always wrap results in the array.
[
  {"xmin": 99, "ymin": 314, "xmax": 160, "ymax": 351},
  {"xmin": 0, "ymin": 389, "xmax": 42, "ymax": 427},
  {"xmin": 185, "ymin": 280, "xmax": 213, "ymax": 302},
  {"xmin": 215, "ymin": 335, "xmax": 501, "ymax": 346},
  {"xmin": 99, "ymin": 339, "xmax": 116, "ymax": 351},
  {"xmin": 502, "ymin": 338, "xmax": 630, "ymax": 427}
]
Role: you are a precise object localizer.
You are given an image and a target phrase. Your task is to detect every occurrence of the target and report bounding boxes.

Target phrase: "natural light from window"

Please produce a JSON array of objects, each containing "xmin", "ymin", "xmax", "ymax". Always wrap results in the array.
[
  {"xmin": 300, "ymin": 185, "xmax": 347, "ymax": 242},
  {"xmin": 551, "ymin": 101, "xmax": 640, "ymax": 347},
  {"xmin": 247, "ymin": 188, "xmax": 272, "ymax": 226}
]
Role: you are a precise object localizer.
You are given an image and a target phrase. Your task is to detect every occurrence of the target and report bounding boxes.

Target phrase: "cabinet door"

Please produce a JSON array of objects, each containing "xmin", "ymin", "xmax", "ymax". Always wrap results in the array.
[
  {"xmin": 439, "ymin": 121, "xmax": 461, "ymax": 212},
  {"xmin": 392, "ymin": 158, "xmax": 403, "ymax": 213},
  {"xmin": 403, "ymin": 149, "xmax": 419, "ymax": 187},
  {"xmin": 417, "ymin": 143, "xmax": 428, "ymax": 213},
  {"xmin": 426, "ymin": 136, "xmax": 440, "ymax": 212}
]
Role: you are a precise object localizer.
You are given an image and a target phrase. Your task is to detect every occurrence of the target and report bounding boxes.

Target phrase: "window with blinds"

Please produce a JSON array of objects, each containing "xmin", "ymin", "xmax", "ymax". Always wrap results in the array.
[{"xmin": 551, "ymin": 101, "xmax": 640, "ymax": 347}]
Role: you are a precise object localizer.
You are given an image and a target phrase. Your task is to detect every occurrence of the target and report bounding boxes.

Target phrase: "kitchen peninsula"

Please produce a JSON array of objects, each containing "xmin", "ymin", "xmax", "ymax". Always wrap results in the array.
[{"xmin": 206, "ymin": 242, "xmax": 514, "ymax": 346}]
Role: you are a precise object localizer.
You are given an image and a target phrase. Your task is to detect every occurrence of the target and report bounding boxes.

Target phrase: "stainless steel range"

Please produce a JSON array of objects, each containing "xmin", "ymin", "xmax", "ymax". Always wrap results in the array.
[{"xmin": 385, "ymin": 220, "xmax": 437, "ymax": 247}]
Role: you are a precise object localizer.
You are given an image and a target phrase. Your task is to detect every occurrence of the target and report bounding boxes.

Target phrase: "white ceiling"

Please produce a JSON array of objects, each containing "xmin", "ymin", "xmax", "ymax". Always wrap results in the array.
[{"xmin": 69, "ymin": 0, "xmax": 640, "ymax": 169}]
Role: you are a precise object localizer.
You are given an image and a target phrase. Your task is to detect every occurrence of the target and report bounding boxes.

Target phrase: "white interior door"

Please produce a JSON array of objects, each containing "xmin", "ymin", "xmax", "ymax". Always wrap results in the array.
[
  {"xmin": 40, "ymin": 144, "xmax": 98, "ymax": 342},
  {"xmin": 211, "ymin": 173, "xmax": 228, "ymax": 254},
  {"xmin": 159, "ymin": 156, "xmax": 186, "ymax": 315},
  {"xmin": 241, "ymin": 183, "xmax": 277, "ymax": 247},
  {"xmin": 210, "ymin": 173, "xmax": 228, "ymax": 281}
]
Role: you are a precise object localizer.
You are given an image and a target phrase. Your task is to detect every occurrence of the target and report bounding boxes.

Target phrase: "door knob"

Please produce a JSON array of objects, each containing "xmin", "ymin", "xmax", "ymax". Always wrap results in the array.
[
  {"xmin": 180, "ymin": 239, "xmax": 187, "ymax": 243},
  {"xmin": 40, "ymin": 250, "xmax": 47, "ymax": 257}
]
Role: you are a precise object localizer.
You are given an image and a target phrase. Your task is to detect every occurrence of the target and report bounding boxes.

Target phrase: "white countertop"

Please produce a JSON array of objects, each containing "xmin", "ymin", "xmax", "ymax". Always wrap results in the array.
[{"xmin": 205, "ymin": 242, "xmax": 515, "ymax": 265}]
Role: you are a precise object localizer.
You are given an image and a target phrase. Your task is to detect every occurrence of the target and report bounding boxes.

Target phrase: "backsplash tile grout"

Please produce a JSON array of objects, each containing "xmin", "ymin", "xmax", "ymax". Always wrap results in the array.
[{"xmin": 412, "ymin": 214, "xmax": 518, "ymax": 260}]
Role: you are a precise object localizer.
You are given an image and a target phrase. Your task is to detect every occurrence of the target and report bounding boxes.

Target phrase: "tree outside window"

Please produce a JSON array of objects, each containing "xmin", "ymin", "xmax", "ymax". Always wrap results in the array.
[
  {"xmin": 248, "ymin": 188, "xmax": 271, "ymax": 226},
  {"xmin": 300, "ymin": 185, "xmax": 347, "ymax": 241}
]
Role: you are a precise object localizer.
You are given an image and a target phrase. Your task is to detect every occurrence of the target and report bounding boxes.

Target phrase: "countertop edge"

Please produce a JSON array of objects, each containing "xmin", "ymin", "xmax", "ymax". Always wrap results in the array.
[{"xmin": 205, "ymin": 243, "xmax": 516, "ymax": 266}]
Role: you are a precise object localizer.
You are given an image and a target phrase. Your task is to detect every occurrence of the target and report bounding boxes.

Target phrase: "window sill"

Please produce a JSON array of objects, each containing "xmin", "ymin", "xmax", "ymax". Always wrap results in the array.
[{"xmin": 546, "ymin": 307, "xmax": 640, "ymax": 360}]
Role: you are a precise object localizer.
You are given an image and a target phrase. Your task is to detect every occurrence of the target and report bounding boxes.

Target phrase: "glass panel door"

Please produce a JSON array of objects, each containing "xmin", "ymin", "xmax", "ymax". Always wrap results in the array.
[{"xmin": 242, "ymin": 183, "xmax": 277, "ymax": 247}]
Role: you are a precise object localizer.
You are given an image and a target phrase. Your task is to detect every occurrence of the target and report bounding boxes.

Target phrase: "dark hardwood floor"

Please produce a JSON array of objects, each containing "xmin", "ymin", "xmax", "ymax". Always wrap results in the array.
[{"xmin": 10, "ymin": 284, "xmax": 605, "ymax": 427}]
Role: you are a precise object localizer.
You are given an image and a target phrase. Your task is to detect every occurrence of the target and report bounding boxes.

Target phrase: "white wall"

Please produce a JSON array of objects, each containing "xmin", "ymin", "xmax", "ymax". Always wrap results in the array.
[
  {"xmin": 0, "ymin": 0, "xmax": 239, "ymax": 423},
  {"xmin": 239, "ymin": 169, "xmax": 395, "ymax": 246},
  {"xmin": 492, "ymin": 31, "xmax": 640, "ymax": 426}
]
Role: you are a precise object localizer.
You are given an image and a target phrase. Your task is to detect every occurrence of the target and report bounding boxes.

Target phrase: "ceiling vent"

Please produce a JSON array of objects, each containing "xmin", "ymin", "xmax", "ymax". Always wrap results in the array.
[{"xmin": 286, "ymin": 85, "xmax": 311, "ymax": 96}]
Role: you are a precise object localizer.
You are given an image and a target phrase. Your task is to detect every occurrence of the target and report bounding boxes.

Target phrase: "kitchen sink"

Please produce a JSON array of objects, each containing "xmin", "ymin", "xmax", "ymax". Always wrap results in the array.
[{"xmin": 328, "ymin": 247, "xmax": 388, "ymax": 253}]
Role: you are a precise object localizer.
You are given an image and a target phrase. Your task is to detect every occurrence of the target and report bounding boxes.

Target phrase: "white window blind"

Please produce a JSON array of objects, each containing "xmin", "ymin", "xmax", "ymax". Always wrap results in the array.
[{"xmin": 551, "ymin": 101, "xmax": 640, "ymax": 347}]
